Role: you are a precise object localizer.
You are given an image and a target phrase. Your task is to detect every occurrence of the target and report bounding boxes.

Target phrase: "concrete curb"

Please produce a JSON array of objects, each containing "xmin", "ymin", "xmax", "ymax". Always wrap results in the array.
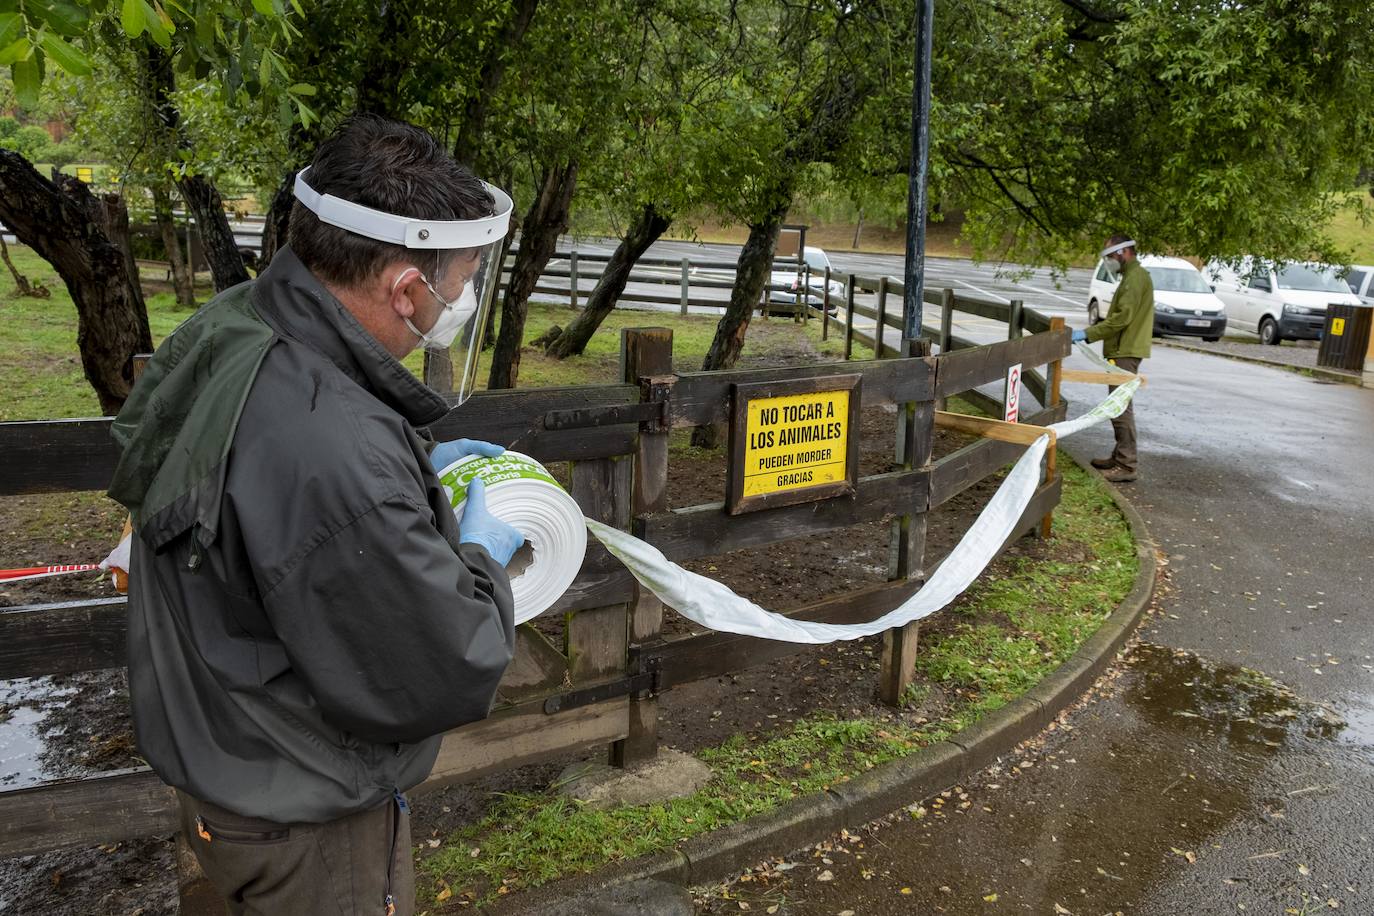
[
  {"xmin": 478, "ymin": 459, "xmax": 1157, "ymax": 914},
  {"xmin": 1157, "ymin": 338, "xmax": 1361, "ymax": 385}
]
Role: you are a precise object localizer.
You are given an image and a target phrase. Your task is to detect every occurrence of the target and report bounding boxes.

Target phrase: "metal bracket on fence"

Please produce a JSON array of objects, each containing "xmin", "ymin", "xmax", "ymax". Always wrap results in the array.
[
  {"xmin": 542, "ymin": 655, "xmax": 662, "ymax": 715},
  {"xmin": 542, "ymin": 375, "xmax": 675, "ymax": 434}
]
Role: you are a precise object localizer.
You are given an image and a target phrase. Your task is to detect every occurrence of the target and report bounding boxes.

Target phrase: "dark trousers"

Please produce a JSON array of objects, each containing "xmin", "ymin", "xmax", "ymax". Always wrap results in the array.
[
  {"xmin": 177, "ymin": 790, "xmax": 414, "ymax": 916},
  {"xmin": 1108, "ymin": 357, "xmax": 1141, "ymax": 472}
]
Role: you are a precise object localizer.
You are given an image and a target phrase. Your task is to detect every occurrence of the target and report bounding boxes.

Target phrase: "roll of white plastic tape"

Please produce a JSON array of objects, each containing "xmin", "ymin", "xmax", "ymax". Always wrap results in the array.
[{"xmin": 438, "ymin": 451, "xmax": 588, "ymax": 624}]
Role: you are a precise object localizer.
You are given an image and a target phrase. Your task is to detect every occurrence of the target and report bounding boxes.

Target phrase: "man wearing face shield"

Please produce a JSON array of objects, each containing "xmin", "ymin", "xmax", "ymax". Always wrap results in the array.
[
  {"xmin": 107, "ymin": 114, "xmax": 523, "ymax": 915},
  {"xmin": 1070, "ymin": 234, "xmax": 1153, "ymax": 482}
]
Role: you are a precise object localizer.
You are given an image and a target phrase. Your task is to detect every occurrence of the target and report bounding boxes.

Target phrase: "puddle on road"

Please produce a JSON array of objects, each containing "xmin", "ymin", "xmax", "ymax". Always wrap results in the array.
[
  {"xmin": 695, "ymin": 643, "xmax": 1349, "ymax": 915},
  {"xmin": 0, "ymin": 677, "xmax": 76, "ymax": 788}
]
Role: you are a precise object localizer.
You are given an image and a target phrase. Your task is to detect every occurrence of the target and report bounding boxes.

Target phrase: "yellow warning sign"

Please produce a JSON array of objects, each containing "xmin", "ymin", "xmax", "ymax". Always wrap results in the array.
[
  {"xmin": 1331, "ymin": 317, "xmax": 1345, "ymax": 336},
  {"xmin": 741, "ymin": 390, "xmax": 850, "ymax": 498}
]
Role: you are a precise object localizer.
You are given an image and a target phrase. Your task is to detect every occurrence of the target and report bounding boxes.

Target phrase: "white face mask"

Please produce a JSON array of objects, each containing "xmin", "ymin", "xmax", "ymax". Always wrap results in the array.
[
  {"xmin": 1103, "ymin": 257, "xmax": 1122, "ymax": 277},
  {"xmin": 396, "ymin": 271, "xmax": 478, "ymax": 351}
]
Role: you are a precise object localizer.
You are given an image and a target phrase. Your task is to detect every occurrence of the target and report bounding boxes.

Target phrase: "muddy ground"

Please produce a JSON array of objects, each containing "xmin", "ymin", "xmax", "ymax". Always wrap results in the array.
[{"xmin": 0, "ymin": 336, "xmax": 1066, "ymax": 914}]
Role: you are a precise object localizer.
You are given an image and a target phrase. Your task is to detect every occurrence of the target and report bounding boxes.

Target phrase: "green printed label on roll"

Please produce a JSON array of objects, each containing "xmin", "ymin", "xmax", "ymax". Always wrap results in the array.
[{"xmin": 439, "ymin": 452, "xmax": 562, "ymax": 508}]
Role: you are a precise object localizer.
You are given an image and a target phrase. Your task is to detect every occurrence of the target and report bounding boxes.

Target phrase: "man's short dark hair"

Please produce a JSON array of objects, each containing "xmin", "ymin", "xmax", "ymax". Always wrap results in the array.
[{"xmin": 289, "ymin": 114, "xmax": 495, "ymax": 288}]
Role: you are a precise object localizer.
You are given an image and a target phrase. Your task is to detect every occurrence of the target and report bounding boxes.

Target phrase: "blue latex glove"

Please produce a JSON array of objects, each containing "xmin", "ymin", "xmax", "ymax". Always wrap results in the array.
[
  {"xmin": 430, "ymin": 438, "xmax": 504, "ymax": 472},
  {"xmin": 459, "ymin": 478, "xmax": 525, "ymax": 567},
  {"xmin": 1071, "ymin": 328, "xmax": 1088, "ymax": 343}
]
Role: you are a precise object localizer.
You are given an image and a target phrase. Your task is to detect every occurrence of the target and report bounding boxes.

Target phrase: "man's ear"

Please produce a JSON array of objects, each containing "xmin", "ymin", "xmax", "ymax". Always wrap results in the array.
[{"xmin": 386, "ymin": 264, "xmax": 424, "ymax": 320}]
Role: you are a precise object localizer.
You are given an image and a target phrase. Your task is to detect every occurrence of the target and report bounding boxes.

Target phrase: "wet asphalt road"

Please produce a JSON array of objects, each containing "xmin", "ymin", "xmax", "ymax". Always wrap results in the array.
[{"xmin": 698, "ymin": 344, "xmax": 1374, "ymax": 912}]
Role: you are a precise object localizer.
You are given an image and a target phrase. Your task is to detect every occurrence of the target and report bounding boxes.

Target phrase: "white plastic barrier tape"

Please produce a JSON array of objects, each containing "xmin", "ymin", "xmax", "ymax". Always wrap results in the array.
[
  {"xmin": 439, "ymin": 452, "xmax": 588, "ymax": 624},
  {"xmin": 451, "ymin": 342, "xmax": 1139, "ymax": 642}
]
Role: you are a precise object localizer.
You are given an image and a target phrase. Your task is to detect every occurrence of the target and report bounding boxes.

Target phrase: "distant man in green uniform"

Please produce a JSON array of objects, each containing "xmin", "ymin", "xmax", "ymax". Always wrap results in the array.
[{"xmin": 1071, "ymin": 234, "xmax": 1152, "ymax": 482}]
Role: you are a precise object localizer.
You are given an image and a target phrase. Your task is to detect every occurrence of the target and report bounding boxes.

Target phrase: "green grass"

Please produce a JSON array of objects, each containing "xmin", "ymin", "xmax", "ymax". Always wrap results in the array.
[
  {"xmin": 0, "ymin": 245, "xmax": 196, "ymax": 420},
  {"xmin": 0, "ymin": 241, "xmax": 845, "ymax": 419},
  {"xmin": 418, "ymin": 457, "xmax": 1136, "ymax": 908},
  {"xmin": 1325, "ymin": 191, "xmax": 1374, "ymax": 263}
]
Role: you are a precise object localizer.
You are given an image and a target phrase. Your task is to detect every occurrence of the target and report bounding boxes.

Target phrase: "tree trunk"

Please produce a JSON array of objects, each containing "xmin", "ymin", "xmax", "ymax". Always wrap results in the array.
[
  {"xmin": 0, "ymin": 151, "xmax": 153, "ymax": 415},
  {"xmin": 152, "ymin": 184, "xmax": 195, "ymax": 307},
  {"xmin": 453, "ymin": 0, "xmax": 541, "ymax": 169},
  {"xmin": 94, "ymin": 193, "xmax": 143, "ymax": 297},
  {"xmin": 180, "ymin": 174, "xmax": 250, "ymax": 290},
  {"xmin": 486, "ymin": 162, "xmax": 577, "ymax": 389},
  {"xmin": 545, "ymin": 203, "xmax": 671, "ymax": 359},
  {"xmin": 141, "ymin": 45, "xmax": 251, "ymax": 292},
  {"xmin": 481, "ymin": 229, "xmax": 517, "ymax": 351},
  {"xmin": 259, "ymin": 168, "xmax": 297, "ymax": 268},
  {"xmin": 690, "ymin": 196, "xmax": 791, "ymax": 448},
  {"xmin": 0, "ymin": 234, "xmax": 48, "ymax": 297}
]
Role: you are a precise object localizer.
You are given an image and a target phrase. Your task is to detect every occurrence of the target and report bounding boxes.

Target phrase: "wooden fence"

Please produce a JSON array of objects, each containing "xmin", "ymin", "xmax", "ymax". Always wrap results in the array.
[{"xmin": 0, "ymin": 301, "xmax": 1070, "ymax": 909}]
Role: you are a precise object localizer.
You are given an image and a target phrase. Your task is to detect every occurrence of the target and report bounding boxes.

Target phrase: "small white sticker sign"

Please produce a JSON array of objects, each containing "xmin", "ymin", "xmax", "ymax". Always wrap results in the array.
[{"xmin": 1004, "ymin": 363, "xmax": 1022, "ymax": 423}]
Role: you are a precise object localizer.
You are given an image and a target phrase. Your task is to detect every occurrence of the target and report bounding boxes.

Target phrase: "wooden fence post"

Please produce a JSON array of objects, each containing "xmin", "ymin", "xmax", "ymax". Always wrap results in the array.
[
  {"xmin": 822, "ymin": 267, "xmax": 832, "ymax": 340},
  {"xmin": 936, "ymin": 288, "xmax": 954, "ymax": 411},
  {"xmin": 843, "ymin": 275, "xmax": 856, "ymax": 360},
  {"xmin": 609, "ymin": 327, "xmax": 673, "ymax": 767},
  {"xmin": 875, "ymin": 276, "xmax": 889, "ymax": 358},
  {"xmin": 569, "ymin": 251, "xmax": 579, "ymax": 309},
  {"xmin": 880, "ymin": 337, "xmax": 934, "ymax": 707},
  {"xmin": 567, "ymin": 457, "xmax": 633, "ymax": 690},
  {"xmin": 680, "ymin": 258, "xmax": 690, "ymax": 316},
  {"xmin": 1040, "ymin": 316, "xmax": 1066, "ymax": 539}
]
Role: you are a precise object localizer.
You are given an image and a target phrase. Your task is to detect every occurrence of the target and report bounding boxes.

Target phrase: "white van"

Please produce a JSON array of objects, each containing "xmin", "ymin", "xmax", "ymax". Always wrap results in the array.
[
  {"xmin": 1204, "ymin": 259, "xmax": 1361, "ymax": 345},
  {"xmin": 1343, "ymin": 265, "xmax": 1374, "ymax": 305},
  {"xmin": 1087, "ymin": 255, "xmax": 1228, "ymax": 341}
]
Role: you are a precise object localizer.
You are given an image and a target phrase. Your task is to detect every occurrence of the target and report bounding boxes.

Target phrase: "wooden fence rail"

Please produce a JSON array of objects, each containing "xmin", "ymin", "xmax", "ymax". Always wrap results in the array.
[{"xmin": 0, "ymin": 295, "xmax": 1071, "ymax": 910}]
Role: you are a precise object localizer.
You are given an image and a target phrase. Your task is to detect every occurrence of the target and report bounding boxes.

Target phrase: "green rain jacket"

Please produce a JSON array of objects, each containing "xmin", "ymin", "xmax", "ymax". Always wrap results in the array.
[
  {"xmin": 107, "ymin": 248, "xmax": 515, "ymax": 823},
  {"xmin": 1086, "ymin": 259, "xmax": 1154, "ymax": 360}
]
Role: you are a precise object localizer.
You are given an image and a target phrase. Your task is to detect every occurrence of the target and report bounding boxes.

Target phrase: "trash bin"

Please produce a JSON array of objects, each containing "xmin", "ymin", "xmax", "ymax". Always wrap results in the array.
[{"xmin": 1317, "ymin": 303, "xmax": 1373, "ymax": 372}]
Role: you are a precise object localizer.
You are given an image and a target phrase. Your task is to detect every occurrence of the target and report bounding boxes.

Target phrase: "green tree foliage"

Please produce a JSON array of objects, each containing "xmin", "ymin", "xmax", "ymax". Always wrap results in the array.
[{"xmin": 849, "ymin": 0, "xmax": 1374, "ymax": 266}]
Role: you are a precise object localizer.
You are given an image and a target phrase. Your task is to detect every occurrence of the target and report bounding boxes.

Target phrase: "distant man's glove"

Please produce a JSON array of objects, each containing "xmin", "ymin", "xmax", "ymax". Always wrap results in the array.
[
  {"xmin": 1071, "ymin": 328, "xmax": 1088, "ymax": 343},
  {"xmin": 430, "ymin": 438, "xmax": 504, "ymax": 472},
  {"xmin": 459, "ymin": 478, "xmax": 525, "ymax": 567}
]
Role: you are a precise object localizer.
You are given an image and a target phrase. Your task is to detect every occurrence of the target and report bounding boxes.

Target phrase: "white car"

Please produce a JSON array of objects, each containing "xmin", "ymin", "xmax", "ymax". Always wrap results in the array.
[
  {"xmin": 1343, "ymin": 264, "xmax": 1374, "ymax": 305},
  {"xmin": 1087, "ymin": 255, "xmax": 1228, "ymax": 342},
  {"xmin": 769, "ymin": 246, "xmax": 845, "ymax": 311},
  {"xmin": 1205, "ymin": 258, "xmax": 1362, "ymax": 345}
]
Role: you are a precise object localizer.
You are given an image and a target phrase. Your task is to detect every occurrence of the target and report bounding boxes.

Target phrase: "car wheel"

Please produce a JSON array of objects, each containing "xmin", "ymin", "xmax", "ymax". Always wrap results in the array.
[
  {"xmin": 1202, "ymin": 336, "xmax": 1220, "ymax": 343},
  {"xmin": 1088, "ymin": 300, "xmax": 1100, "ymax": 324},
  {"xmin": 1259, "ymin": 317, "xmax": 1281, "ymax": 346}
]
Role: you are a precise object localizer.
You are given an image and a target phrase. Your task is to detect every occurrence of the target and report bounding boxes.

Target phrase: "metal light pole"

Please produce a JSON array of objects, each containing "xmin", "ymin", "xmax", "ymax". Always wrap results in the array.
[{"xmin": 902, "ymin": 0, "xmax": 935, "ymax": 349}]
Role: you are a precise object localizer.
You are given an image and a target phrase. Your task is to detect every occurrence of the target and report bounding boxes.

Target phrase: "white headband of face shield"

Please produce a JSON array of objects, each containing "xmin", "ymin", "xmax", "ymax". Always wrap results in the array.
[
  {"xmin": 1100, "ymin": 239, "xmax": 1137, "ymax": 258},
  {"xmin": 293, "ymin": 166, "xmax": 513, "ymax": 249}
]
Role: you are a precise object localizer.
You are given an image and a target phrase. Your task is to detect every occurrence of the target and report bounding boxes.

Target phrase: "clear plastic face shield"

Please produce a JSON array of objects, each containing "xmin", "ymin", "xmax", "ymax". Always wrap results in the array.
[
  {"xmin": 293, "ymin": 166, "xmax": 513, "ymax": 403},
  {"xmin": 1100, "ymin": 238, "xmax": 1136, "ymax": 277}
]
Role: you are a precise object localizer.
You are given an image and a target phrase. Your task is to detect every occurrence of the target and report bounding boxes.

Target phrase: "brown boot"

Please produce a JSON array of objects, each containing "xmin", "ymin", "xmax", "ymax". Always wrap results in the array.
[
  {"xmin": 1102, "ymin": 466, "xmax": 1137, "ymax": 483},
  {"xmin": 1090, "ymin": 457, "xmax": 1117, "ymax": 470}
]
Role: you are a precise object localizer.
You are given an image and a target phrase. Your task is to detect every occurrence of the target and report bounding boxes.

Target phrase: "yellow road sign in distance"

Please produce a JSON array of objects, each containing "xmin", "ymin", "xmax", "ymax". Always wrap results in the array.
[
  {"xmin": 1331, "ymin": 317, "xmax": 1346, "ymax": 336},
  {"xmin": 742, "ymin": 389, "xmax": 850, "ymax": 498}
]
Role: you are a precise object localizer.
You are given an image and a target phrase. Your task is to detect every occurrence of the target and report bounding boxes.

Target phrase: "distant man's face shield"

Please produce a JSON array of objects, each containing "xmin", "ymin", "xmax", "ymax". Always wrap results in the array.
[
  {"xmin": 1100, "ymin": 239, "xmax": 1136, "ymax": 278},
  {"xmin": 294, "ymin": 166, "xmax": 513, "ymax": 403},
  {"xmin": 1101, "ymin": 239, "xmax": 1137, "ymax": 259}
]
